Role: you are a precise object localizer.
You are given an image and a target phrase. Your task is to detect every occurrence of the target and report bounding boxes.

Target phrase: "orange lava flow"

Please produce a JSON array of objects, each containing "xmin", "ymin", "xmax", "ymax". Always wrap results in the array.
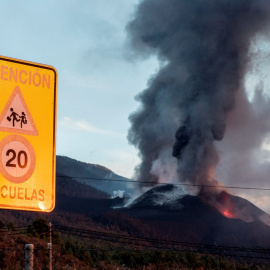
[{"xmin": 223, "ymin": 210, "xmax": 233, "ymax": 218}]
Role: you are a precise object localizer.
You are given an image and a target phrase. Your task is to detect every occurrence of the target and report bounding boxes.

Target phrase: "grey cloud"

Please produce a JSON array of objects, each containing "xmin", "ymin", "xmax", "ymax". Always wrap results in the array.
[{"xmin": 127, "ymin": 0, "xmax": 270, "ymax": 191}]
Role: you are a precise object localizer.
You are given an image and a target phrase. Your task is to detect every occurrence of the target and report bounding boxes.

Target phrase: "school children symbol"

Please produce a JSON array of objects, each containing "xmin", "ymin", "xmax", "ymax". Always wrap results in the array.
[
  {"xmin": 0, "ymin": 86, "xmax": 38, "ymax": 136},
  {"xmin": 7, "ymin": 108, "xmax": 27, "ymax": 128}
]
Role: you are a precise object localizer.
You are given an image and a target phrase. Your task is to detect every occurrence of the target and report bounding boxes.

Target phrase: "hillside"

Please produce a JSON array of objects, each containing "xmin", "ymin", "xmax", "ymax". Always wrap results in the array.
[
  {"xmin": 0, "ymin": 157, "xmax": 268, "ymax": 248},
  {"xmin": 56, "ymin": 155, "xmax": 135, "ymax": 196},
  {"xmin": 121, "ymin": 184, "xmax": 270, "ymax": 247},
  {"xmin": 0, "ymin": 174, "xmax": 125, "ymax": 231}
]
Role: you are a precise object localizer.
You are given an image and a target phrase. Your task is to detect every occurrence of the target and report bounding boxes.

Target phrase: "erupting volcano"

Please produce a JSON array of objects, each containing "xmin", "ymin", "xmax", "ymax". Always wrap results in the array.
[
  {"xmin": 127, "ymin": 0, "xmax": 270, "ymax": 217},
  {"xmin": 124, "ymin": 184, "xmax": 270, "ymax": 246}
]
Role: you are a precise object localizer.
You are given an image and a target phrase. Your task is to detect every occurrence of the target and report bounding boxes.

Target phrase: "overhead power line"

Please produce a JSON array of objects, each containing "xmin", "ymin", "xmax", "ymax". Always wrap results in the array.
[
  {"xmin": 53, "ymin": 224, "xmax": 270, "ymax": 256},
  {"xmin": 56, "ymin": 174, "xmax": 270, "ymax": 191}
]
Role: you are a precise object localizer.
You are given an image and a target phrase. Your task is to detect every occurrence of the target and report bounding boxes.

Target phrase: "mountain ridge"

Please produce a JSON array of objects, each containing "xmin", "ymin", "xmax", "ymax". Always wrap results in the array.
[
  {"xmin": 56, "ymin": 155, "xmax": 135, "ymax": 197},
  {"xmin": 0, "ymin": 156, "xmax": 268, "ymax": 248}
]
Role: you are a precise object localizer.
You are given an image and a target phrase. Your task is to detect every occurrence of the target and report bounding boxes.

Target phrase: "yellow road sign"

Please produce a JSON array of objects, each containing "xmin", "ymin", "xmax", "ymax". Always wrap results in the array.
[{"xmin": 0, "ymin": 56, "xmax": 57, "ymax": 212}]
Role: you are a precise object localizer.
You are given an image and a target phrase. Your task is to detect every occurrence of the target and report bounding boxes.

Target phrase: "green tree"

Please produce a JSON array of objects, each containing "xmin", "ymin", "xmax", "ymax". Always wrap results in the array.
[{"xmin": 32, "ymin": 217, "xmax": 50, "ymax": 239}]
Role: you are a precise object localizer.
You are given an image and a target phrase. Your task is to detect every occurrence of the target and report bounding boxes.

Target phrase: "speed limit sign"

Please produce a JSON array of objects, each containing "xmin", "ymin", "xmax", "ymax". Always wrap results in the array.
[
  {"xmin": 0, "ymin": 56, "xmax": 57, "ymax": 212},
  {"xmin": 0, "ymin": 134, "xmax": 36, "ymax": 184}
]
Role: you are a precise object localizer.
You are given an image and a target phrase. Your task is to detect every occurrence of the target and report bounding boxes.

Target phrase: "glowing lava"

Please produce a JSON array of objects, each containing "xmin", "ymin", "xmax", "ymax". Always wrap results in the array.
[{"xmin": 223, "ymin": 210, "xmax": 233, "ymax": 218}]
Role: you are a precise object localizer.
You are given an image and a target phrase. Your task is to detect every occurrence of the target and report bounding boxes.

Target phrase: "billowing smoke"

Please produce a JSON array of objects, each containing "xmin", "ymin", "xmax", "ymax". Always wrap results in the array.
[{"xmin": 127, "ymin": 0, "xmax": 270, "ymax": 191}]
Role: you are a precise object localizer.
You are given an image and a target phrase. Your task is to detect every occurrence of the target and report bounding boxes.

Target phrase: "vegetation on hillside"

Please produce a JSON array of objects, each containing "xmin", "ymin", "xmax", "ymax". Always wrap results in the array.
[{"xmin": 0, "ymin": 216, "xmax": 267, "ymax": 269}]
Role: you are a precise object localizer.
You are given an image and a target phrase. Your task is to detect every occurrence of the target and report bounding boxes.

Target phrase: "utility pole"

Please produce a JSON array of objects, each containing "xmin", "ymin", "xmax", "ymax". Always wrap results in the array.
[
  {"xmin": 47, "ymin": 222, "xmax": 52, "ymax": 270},
  {"xmin": 25, "ymin": 244, "xmax": 34, "ymax": 270}
]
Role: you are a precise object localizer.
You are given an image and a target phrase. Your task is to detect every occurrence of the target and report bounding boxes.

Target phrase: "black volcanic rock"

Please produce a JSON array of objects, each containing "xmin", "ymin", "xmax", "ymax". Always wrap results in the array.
[
  {"xmin": 212, "ymin": 191, "xmax": 269, "ymax": 224},
  {"xmin": 127, "ymin": 184, "xmax": 186, "ymax": 210},
  {"xmin": 121, "ymin": 184, "xmax": 270, "ymax": 247}
]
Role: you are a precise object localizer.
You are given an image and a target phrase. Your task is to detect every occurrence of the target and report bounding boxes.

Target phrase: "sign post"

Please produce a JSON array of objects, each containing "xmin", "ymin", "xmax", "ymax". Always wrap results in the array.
[{"xmin": 0, "ymin": 56, "xmax": 57, "ymax": 212}]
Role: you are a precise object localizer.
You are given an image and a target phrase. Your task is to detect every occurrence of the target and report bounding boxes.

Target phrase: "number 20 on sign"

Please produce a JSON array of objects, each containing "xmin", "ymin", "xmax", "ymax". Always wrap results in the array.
[{"xmin": 0, "ymin": 56, "xmax": 57, "ymax": 212}]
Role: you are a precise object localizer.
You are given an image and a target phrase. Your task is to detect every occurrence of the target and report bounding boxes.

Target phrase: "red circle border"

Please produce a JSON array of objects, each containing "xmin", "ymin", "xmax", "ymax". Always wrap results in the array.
[{"xmin": 0, "ymin": 134, "xmax": 36, "ymax": 184}]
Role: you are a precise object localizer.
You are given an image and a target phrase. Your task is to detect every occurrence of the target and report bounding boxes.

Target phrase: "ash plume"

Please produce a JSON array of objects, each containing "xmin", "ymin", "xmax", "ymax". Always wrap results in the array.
[{"xmin": 127, "ymin": 0, "xmax": 270, "ymax": 190}]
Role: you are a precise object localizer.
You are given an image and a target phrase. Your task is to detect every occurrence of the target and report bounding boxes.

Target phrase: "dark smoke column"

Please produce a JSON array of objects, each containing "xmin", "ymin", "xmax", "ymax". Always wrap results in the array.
[{"xmin": 127, "ymin": 0, "xmax": 270, "ymax": 188}]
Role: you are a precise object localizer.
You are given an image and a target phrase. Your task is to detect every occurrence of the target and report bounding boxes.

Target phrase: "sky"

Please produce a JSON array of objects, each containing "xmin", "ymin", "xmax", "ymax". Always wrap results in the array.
[
  {"xmin": 0, "ymin": 0, "xmax": 159, "ymax": 178},
  {"xmin": 1, "ymin": 1, "xmax": 270, "ymax": 212}
]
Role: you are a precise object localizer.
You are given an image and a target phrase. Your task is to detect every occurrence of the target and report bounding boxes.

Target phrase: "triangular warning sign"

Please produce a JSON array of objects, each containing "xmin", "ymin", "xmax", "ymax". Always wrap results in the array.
[{"xmin": 0, "ymin": 86, "xmax": 38, "ymax": 136}]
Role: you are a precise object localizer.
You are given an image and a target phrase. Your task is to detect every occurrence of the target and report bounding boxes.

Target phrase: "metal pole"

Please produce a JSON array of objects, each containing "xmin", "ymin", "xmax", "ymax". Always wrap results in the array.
[
  {"xmin": 25, "ymin": 244, "xmax": 34, "ymax": 270},
  {"xmin": 48, "ymin": 222, "xmax": 52, "ymax": 270}
]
